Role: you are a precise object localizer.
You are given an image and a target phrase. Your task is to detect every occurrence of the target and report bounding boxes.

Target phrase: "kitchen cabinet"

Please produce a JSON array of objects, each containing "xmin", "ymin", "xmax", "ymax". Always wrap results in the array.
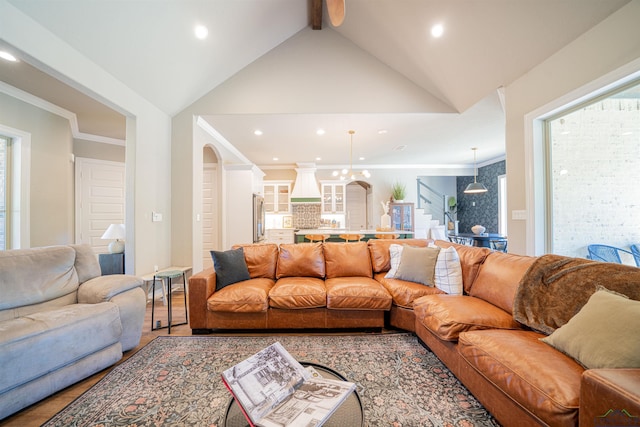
[
  {"xmin": 390, "ymin": 202, "xmax": 414, "ymax": 231},
  {"xmin": 263, "ymin": 181, "xmax": 291, "ymax": 213},
  {"xmin": 321, "ymin": 182, "xmax": 346, "ymax": 213},
  {"xmin": 266, "ymin": 228, "xmax": 295, "ymax": 244}
]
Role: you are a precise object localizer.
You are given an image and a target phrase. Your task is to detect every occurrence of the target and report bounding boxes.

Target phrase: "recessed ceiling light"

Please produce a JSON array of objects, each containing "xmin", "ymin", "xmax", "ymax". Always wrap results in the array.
[
  {"xmin": 316, "ymin": 129, "xmax": 325, "ymax": 135},
  {"xmin": 254, "ymin": 130, "xmax": 263, "ymax": 136},
  {"xmin": 194, "ymin": 25, "xmax": 208, "ymax": 40},
  {"xmin": 377, "ymin": 129, "xmax": 388, "ymax": 135},
  {"xmin": 431, "ymin": 24, "xmax": 444, "ymax": 38},
  {"xmin": 359, "ymin": 157, "xmax": 365, "ymax": 161},
  {"xmin": 0, "ymin": 51, "xmax": 17, "ymax": 62},
  {"xmin": 315, "ymin": 157, "xmax": 322, "ymax": 161},
  {"xmin": 272, "ymin": 157, "xmax": 279, "ymax": 161}
]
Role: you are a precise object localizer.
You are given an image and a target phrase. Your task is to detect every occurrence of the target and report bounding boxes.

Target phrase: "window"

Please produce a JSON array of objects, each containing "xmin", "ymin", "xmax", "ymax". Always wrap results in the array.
[
  {"xmin": 545, "ymin": 80, "xmax": 640, "ymax": 259},
  {"xmin": 0, "ymin": 135, "xmax": 9, "ymax": 250}
]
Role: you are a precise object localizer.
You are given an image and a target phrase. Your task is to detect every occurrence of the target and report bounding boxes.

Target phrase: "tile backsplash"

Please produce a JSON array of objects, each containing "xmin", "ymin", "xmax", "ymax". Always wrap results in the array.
[{"xmin": 292, "ymin": 203, "xmax": 321, "ymax": 229}]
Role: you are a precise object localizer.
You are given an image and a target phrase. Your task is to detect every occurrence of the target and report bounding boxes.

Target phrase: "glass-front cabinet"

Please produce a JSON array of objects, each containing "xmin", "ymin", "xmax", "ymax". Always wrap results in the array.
[
  {"xmin": 390, "ymin": 202, "xmax": 414, "ymax": 231},
  {"xmin": 263, "ymin": 181, "xmax": 291, "ymax": 213},
  {"xmin": 321, "ymin": 182, "xmax": 345, "ymax": 213}
]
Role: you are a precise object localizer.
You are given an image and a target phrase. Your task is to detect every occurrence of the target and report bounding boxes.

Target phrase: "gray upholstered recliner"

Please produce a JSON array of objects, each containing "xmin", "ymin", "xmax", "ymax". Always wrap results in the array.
[{"xmin": 0, "ymin": 244, "xmax": 146, "ymax": 420}]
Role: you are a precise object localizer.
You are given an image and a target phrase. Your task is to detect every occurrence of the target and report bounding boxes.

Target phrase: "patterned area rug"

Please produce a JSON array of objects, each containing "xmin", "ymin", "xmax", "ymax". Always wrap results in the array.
[{"xmin": 44, "ymin": 334, "xmax": 499, "ymax": 426}]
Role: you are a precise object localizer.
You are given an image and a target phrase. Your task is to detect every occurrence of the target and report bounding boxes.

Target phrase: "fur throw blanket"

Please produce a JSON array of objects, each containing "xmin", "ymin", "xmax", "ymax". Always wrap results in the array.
[{"xmin": 513, "ymin": 254, "xmax": 640, "ymax": 335}]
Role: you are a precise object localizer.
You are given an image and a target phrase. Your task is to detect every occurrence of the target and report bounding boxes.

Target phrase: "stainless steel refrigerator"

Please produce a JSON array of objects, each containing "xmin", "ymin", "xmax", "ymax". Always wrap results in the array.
[{"xmin": 253, "ymin": 194, "xmax": 265, "ymax": 243}]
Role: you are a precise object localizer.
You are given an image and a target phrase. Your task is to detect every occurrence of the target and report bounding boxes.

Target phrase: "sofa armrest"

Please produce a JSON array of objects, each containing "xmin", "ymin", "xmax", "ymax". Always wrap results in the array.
[
  {"xmin": 580, "ymin": 369, "xmax": 640, "ymax": 426},
  {"xmin": 188, "ymin": 267, "xmax": 216, "ymax": 330},
  {"xmin": 78, "ymin": 274, "xmax": 143, "ymax": 303}
]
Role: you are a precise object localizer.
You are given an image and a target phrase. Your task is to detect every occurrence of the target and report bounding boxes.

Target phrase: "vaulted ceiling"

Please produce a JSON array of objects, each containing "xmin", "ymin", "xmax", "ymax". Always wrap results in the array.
[{"xmin": 0, "ymin": 0, "xmax": 630, "ymax": 168}]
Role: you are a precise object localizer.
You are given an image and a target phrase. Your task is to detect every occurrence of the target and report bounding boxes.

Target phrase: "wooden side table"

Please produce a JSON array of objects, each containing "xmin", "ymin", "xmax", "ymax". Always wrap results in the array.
[{"xmin": 151, "ymin": 270, "xmax": 188, "ymax": 334}]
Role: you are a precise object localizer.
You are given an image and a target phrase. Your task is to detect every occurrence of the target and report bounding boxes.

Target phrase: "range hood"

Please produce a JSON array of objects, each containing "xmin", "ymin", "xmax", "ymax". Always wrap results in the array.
[{"xmin": 290, "ymin": 163, "xmax": 322, "ymax": 203}]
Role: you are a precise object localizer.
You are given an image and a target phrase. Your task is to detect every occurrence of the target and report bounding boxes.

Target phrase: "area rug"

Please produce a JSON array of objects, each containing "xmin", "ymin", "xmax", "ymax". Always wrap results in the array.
[{"xmin": 44, "ymin": 334, "xmax": 499, "ymax": 426}]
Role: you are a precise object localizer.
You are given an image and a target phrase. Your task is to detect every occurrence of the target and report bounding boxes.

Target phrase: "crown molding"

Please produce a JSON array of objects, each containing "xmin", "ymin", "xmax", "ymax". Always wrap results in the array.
[{"xmin": 0, "ymin": 80, "xmax": 125, "ymax": 146}]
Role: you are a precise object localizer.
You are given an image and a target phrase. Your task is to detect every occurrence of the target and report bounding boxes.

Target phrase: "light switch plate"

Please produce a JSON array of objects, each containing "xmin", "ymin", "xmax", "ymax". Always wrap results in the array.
[
  {"xmin": 152, "ymin": 211, "xmax": 163, "ymax": 222},
  {"xmin": 512, "ymin": 210, "xmax": 527, "ymax": 220}
]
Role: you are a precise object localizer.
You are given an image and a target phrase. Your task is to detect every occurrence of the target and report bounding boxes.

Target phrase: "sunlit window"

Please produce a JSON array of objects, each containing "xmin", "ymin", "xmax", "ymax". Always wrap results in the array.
[
  {"xmin": 546, "ymin": 80, "xmax": 640, "ymax": 260},
  {"xmin": 0, "ymin": 135, "xmax": 9, "ymax": 250}
]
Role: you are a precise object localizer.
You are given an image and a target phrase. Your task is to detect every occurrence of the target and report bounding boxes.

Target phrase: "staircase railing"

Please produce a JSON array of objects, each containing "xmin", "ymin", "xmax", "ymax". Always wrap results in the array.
[{"xmin": 416, "ymin": 179, "xmax": 447, "ymax": 225}]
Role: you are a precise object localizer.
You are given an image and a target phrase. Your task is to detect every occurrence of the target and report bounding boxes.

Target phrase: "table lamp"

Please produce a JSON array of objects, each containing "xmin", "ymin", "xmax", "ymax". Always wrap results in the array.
[{"xmin": 101, "ymin": 224, "xmax": 125, "ymax": 253}]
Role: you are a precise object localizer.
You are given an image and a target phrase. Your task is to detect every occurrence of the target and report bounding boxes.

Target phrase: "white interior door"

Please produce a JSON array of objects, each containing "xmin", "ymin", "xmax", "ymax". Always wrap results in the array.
[
  {"xmin": 346, "ymin": 183, "xmax": 367, "ymax": 230},
  {"xmin": 202, "ymin": 164, "xmax": 218, "ymax": 269},
  {"xmin": 75, "ymin": 157, "xmax": 125, "ymax": 254}
]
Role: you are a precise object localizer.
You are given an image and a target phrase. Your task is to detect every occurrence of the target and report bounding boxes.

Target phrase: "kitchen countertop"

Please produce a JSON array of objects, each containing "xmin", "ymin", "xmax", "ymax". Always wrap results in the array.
[{"xmin": 294, "ymin": 229, "xmax": 414, "ymax": 235}]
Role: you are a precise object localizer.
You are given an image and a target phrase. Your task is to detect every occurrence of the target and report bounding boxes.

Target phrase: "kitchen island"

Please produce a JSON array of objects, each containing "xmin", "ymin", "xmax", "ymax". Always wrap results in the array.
[{"xmin": 294, "ymin": 229, "xmax": 414, "ymax": 243}]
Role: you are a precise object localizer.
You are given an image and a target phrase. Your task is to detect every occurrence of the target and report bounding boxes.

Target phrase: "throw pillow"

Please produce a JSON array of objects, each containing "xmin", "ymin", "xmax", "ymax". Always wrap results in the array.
[
  {"xmin": 432, "ymin": 245, "xmax": 463, "ymax": 295},
  {"xmin": 210, "ymin": 247, "xmax": 251, "ymax": 291},
  {"xmin": 540, "ymin": 287, "xmax": 640, "ymax": 369},
  {"xmin": 385, "ymin": 244, "xmax": 404, "ymax": 279},
  {"xmin": 395, "ymin": 246, "xmax": 441, "ymax": 286}
]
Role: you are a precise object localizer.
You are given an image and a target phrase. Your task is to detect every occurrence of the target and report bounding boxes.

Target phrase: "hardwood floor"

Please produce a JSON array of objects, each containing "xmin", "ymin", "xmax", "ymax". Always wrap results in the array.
[{"xmin": 0, "ymin": 291, "xmax": 192, "ymax": 427}]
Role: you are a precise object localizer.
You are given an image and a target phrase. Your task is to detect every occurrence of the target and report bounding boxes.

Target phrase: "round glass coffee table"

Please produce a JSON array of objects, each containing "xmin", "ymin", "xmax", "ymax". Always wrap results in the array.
[{"xmin": 224, "ymin": 362, "xmax": 364, "ymax": 427}]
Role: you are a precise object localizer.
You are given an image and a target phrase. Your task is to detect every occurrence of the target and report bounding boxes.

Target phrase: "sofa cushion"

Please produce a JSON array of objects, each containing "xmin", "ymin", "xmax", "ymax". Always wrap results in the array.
[
  {"xmin": 269, "ymin": 277, "xmax": 327, "ymax": 309},
  {"xmin": 276, "ymin": 243, "xmax": 325, "ymax": 279},
  {"xmin": 211, "ymin": 248, "xmax": 251, "ymax": 290},
  {"xmin": 325, "ymin": 277, "xmax": 392, "ymax": 310},
  {"xmin": 0, "ymin": 303, "xmax": 122, "ymax": 395},
  {"xmin": 207, "ymin": 278, "xmax": 274, "ymax": 312},
  {"xmin": 324, "ymin": 242, "xmax": 372, "ymax": 279},
  {"xmin": 71, "ymin": 244, "xmax": 102, "ymax": 283},
  {"xmin": 394, "ymin": 245, "xmax": 440, "ymax": 286},
  {"xmin": 368, "ymin": 239, "xmax": 430, "ymax": 273},
  {"xmin": 432, "ymin": 245, "xmax": 463, "ymax": 295},
  {"xmin": 458, "ymin": 329, "xmax": 582, "ymax": 427},
  {"xmin": 385, "ymin": 244, "xmax": 404, "ymax": 278},
  {"xmin": 232, "ymin": 243, "xmax": 279, "ymax": 279},
  {"xmin": 0, "ymin": 246, "xmax": 79, "ymax": 311},
  {"xmin": 433, "ymin": 240, "xmax": 491, "ymax": 294},
  {"xmin": 541, "ymin": 288, "xmax": 640, "ymax": 369},
  {"xmin": 414, "ymin": 294, "xmax": 521, "ymax": 341},
  {"xmin": 468, "ymin": 251, "xmax": 536, "ymax": 313},
  {"xmin": 376, "ymin": 273, "xmax": 444, "ymax": 309}
]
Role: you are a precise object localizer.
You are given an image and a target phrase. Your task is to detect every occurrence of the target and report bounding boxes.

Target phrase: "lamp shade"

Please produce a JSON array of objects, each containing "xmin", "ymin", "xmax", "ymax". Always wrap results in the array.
[
  {"xmin": 464, "ymin": 182, "xmax": 488, "ymax": 194},
  {"xmin": 101, "ymin": 224, "xmax": 125, "ymax": 240},
  {"xmin": 101, "ymin": 224, "xmax": 125, "ymax": 253},
  {"xmin": 463, "ymin": 147, "xmax": 488, "ymax": 194}
]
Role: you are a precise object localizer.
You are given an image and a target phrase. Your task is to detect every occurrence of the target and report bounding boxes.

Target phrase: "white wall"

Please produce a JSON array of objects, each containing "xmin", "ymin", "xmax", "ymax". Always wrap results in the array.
[
  {"xmin": 1, "ymin": 0, "xmax": 172, "ymax": 274},
  {"xmin": 172, "ymin": 26, "xmax": 458, "ymax": 269},
  {"xmin": 0, "ymin": 92, "xmax": 72, "ymax": 247},
  {"xmin": 504, "ymin": 1, "xmax": 640, "ymax": 255}
]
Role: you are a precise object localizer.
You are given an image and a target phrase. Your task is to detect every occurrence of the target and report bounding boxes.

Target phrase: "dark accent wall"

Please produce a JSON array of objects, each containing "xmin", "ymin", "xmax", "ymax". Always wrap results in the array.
[{"xmin": 456, "ymin": 160, "xmax": 505, "ymax": 234}]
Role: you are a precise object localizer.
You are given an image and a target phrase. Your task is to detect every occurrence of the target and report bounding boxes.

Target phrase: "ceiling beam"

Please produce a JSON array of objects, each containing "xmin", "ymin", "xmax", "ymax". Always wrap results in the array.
[{"xmin": 311, "ymin": 0, "xmax": 322, "ymax": 30}]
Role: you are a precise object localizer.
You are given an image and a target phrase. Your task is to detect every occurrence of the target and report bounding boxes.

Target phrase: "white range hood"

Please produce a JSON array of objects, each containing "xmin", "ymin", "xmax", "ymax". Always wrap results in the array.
[{"xmin": 290, "ymin": 163, "xmax": 322, "ymax": 203}]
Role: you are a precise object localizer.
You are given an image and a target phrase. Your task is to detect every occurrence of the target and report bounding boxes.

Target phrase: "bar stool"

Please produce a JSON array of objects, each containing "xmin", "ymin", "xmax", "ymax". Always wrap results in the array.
[
  {"xmin": 151, "ymin": 270, "xmax": 188, "ymax": 334},
  {"xmin": 375, "ymin": 234, "xmax": 398, "ymax": 239},
  {"xmin": 306, "ymin": 234, "xmax": 330, "ymax": 242},
  {"xmin": 339, "ymin": 234, "xmax": 364, "ymax": 242}
]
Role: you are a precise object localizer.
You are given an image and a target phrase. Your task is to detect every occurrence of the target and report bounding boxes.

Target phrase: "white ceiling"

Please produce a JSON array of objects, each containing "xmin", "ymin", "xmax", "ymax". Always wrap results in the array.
[{"xmin": 1, "ymin": 0, "xmax": 631, "ymax": 168}]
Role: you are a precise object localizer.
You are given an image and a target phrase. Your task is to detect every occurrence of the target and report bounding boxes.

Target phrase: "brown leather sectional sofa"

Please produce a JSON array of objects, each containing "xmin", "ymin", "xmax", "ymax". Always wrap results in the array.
[{"xmin": 188, "ymin": 239, "xmax": 640, "ymax": 427}]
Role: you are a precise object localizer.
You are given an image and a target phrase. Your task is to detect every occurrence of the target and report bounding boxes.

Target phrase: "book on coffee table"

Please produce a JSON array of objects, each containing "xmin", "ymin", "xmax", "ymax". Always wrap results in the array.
[{"xmin": 221, "ymin": 342, "xmax": 356, "ymax": 427}]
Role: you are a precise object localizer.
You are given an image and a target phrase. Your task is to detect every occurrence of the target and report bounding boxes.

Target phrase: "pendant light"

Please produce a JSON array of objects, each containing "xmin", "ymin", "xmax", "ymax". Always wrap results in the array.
[
  {"xmin": 332, "ymin": 130, "xmax": 370, "ymax": 181},
  {"xmin": 464, "ymin": 147, "xmax": 488, "ymax": 194}
]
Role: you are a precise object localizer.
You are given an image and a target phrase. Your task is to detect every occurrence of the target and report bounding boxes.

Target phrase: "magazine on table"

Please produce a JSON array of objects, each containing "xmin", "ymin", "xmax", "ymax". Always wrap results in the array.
[{"xmin": 221, "ymin": 342, "xmax": 356, "ymax": 427}]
